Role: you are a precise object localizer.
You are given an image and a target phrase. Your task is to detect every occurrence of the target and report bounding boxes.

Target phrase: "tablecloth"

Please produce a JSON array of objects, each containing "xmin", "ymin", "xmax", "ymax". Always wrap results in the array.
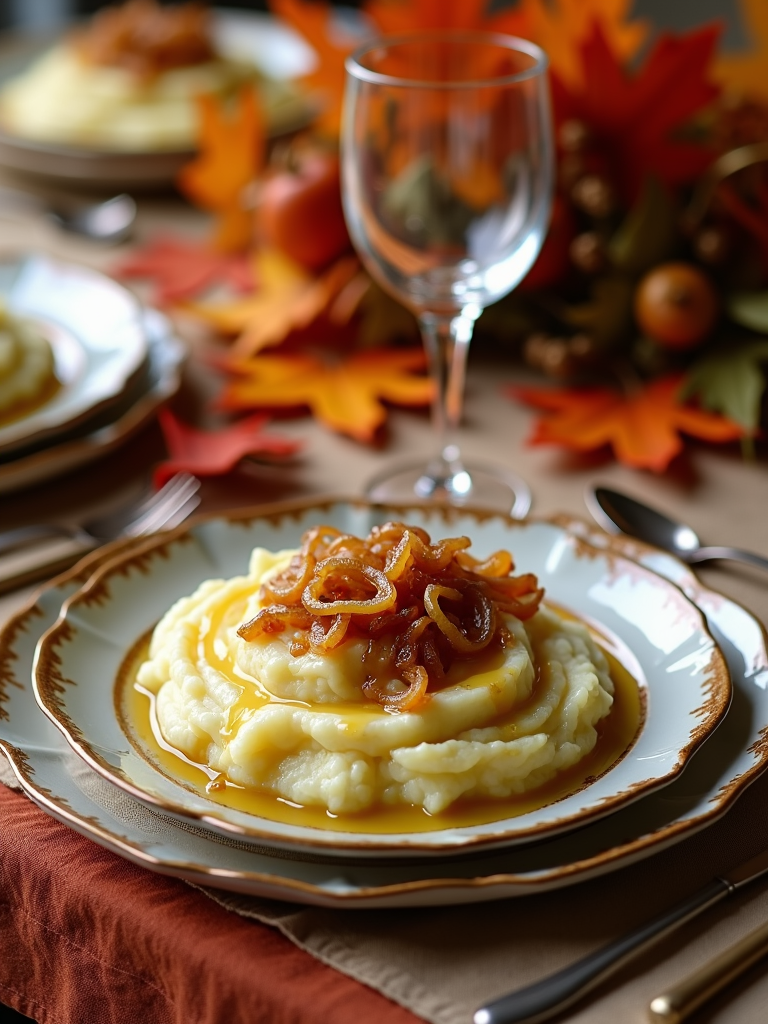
[{"xmin": 3, "ymin": 184, "xmax": 768, "ymax": 1024}]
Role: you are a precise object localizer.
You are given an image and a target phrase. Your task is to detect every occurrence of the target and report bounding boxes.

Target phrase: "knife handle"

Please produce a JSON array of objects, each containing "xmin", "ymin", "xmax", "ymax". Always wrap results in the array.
[
  {"xmin": 649, "ymin": 916, "xmax": 768, "ymax": 1024},
  {"xmin": 474, "ymin": 878, "xmax": 731, "ymax": 1024}
]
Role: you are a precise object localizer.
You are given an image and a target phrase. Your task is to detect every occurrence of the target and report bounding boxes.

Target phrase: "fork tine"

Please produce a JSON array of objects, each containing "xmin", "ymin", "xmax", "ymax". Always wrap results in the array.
[
  {"xmin": 128, "ymin": 472, "xmax": 199, "ymax": 519},
  {"xmin": 154, "ymin": 494, "xmax": 202, "ymax": 534},
  {"xmin": 123, "ymin": 475, "xmax": 201, "ymax": 538}
]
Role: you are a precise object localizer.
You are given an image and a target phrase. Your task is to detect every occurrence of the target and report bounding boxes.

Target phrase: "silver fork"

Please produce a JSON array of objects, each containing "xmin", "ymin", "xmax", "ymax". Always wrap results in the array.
[{"xmin": 0, "ymin": 473, "xmax": 201, "ymax": 592}]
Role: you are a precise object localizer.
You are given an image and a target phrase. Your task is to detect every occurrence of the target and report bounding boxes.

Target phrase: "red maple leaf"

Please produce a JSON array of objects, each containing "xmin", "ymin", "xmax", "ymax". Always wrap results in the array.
[
  {"xmin": 553, "ymin": 22, "xmax": 721, "ymax": 201},
  {"xmin": 114, "ymin": 237, "xmax": 255, "ymax": 306},
  {"xmin": 511, "ymin": 375, "xmax": 743, "ymax": 472},
  {"xmin": 153, "ymin": 409, "xmax": 301, "ymax": 487}
]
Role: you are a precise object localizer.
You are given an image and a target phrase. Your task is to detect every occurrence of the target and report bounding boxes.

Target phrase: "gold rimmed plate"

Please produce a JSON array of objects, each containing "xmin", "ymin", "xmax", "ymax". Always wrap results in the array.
[
  {"xmin": 0, "ymin": 255, "xmax": 148, "ymax": 455},
  {"xmin": 0, "ymin": 517, "xmax": 765, "ymax": 905},
  {"xmin": 30, "ymin": 500, "xmax": 730, "ymax": 860}
]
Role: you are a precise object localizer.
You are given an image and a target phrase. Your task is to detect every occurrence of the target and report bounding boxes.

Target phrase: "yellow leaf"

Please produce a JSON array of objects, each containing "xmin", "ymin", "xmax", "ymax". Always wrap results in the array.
[
  {"xmin": 216, "ymin": 349, "xmax": 434, "ymax": 442},
  {"xmin": 715, "ymin": 0, "xmax": 768, "ymax": 102},
  {"xmin": 187, "ymin": 250, "xmax": 359, "ymax": 355}
]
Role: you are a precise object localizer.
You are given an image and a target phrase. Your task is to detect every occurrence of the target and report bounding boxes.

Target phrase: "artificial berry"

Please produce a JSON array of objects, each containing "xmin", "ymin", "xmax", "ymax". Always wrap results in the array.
[
  {"xmin": 634, "ymin": 262, "xmax": 719, "ymax": 349},
  {"xmin": 571, "ymin": 174, "xmax": 616, "ymax": 218},
  {"xmin": 569, "ymin": 232, "xmax": 605, "ymax": 274}
]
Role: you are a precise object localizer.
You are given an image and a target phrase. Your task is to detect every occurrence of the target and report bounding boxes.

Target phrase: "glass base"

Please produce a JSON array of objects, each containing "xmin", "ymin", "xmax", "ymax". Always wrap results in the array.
[{"xmin": 365, "ymin": 458, "xmax": 532, "ymax": 518}]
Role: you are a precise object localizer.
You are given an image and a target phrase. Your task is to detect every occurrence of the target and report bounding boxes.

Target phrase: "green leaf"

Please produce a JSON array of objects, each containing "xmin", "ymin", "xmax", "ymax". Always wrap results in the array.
[
  {"xmin": 608, "ymin": 177, "xmax": 679, "ymax": 277},
  {"xmin": 682, "ymin": 342, "xmax": 768, "ymax": 431},
  {"xmin": 727, "ymin": 291, "xmax": 768, "ymax": 333}
]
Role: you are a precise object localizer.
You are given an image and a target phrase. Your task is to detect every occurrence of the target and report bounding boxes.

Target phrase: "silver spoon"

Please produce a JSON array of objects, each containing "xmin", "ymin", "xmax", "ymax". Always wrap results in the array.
[
  {"xmin": 587, "ymin": 485, "xmax": 768, "ymax": 571},
  {"xmin": 48, "ymin": 193, "xmax": 136, "ymax": 243},
  {"xmin": 0, "ymin": 187, "xmax": 136, "ymax": 243}
]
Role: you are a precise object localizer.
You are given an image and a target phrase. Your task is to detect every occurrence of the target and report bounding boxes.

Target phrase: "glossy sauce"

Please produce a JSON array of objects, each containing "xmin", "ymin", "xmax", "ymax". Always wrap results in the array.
[{"xmin": 116, "ymin": 603, "xmax": 643, "ymax": 834}]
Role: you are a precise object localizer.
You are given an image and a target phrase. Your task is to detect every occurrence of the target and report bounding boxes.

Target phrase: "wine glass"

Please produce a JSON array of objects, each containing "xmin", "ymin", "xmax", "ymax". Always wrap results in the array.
[{"xmin": 341, "ymin": 31, "xmax": 553, "ymax": 515}]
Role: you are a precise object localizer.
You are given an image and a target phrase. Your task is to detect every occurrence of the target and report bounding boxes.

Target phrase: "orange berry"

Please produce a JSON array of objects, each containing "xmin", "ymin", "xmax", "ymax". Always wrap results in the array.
[{"xmin": 634, "ymin": 262, "xmax": 718, "ymax": 349}]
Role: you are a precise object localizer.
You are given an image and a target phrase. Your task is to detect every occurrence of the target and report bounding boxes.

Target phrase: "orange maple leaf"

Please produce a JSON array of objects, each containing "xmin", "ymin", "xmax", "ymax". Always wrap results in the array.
[
  {"xmin": 177, "ymin": 87, "xmax": 264, "ymax": 252},
  {"xmin": 365, "ymin": 0, "xmax": 531, "ymax": 36},
  {"xmin": 518, "ymin": 0, "xmax": 648, "ymax": 90},
  {"xmin": 187, "ymin": 249, "xmax": 360, "ymax": 356},
  {"xmin": 269, "ymin": 0, "xmax": 354, "ymax": 138},
  {"xmin": 214, "ymin": 349, "xmax": 434, "ymax": 442},
  {"xmin": 511, "ymin": 376, "xmax": 744, "ymax": 472},
  {"xmin": 715, "ymin": 0, "xmax": 768, "ymax": 102}
]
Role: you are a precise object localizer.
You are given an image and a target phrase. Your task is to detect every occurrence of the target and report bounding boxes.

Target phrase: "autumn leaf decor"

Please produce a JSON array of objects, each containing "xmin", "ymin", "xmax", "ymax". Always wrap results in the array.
[
  {"xmin": 154, "ymin": 409, "xmax": 301, "ymax": 488},
  {"xmin": 119, "ymin": 0, "xmax": 768, "ymax": 469},
  {"xmin": 115, "ymin": 237, "xmax": 255, "ymax": 305},
  {"xmin": 214, "ymin": 349, "xmax": 434, "ymax": 443},
  {"xmin": 177, "ymin": 87, "xmax": 265, "ymax": 252},
  {"xmin": 487, "ymin": 6, "xmax": 768, "ymax": 470},
  {"xmin": 268, "ymin": 0, "xmax": 352, "ymax": 138},
  {"xmin": 186, "ymin": 249, "xmax": 361, "ymax": 356},
  {"xmin": 513, "ymin": 377, "xmax": 744, "ymax": 472}
]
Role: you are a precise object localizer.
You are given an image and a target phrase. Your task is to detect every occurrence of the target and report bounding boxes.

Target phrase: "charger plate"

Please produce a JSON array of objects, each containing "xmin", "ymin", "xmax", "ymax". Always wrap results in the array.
[
  {"xmin": 31, "ymin": 502, "xmax": 729, "ymax": 858},
  {"xmin": 0, "ymin": 255, "xmax": 147, "ymax": 454},
  {"xmin": 0, "ymin": 517, "xmax": 765, "ymax": 906}
]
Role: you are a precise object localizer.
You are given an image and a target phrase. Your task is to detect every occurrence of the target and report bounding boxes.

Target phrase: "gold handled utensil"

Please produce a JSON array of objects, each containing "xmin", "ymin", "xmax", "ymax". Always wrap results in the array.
[
  {"xmin": 474, "ymin": 847, "xmax": 768, "ymax": 1024},
  {"xmin": 649, "ymin": 918, "xmax": 768, "ymax": 1023}
]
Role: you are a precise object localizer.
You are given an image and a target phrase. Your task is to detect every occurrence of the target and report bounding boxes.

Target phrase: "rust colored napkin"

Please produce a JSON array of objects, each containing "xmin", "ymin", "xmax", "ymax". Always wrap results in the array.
[{"xmin": 4, "ymin": 737, "xmax": 768, "ymax": 1024}]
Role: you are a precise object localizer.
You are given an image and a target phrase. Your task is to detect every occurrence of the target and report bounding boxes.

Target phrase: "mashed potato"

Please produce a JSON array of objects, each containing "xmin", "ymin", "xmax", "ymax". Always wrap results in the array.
[
  {"xmin": 137, "ymin": 535, "xmax": 615, "ymax": 817},
  {"xmin": 0, "ymin": 0, "xmax": 305, "ymax": 150},
  {"xmin": 0, "ymin": 302, "xmax": 55, "ymax": 419}
]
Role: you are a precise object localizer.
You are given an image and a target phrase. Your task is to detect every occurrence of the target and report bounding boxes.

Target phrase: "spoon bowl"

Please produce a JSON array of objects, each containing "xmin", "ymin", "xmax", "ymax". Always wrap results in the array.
[
  {"xmin": 48, "ymin": 193, "xmax": 136, "ymax": 243},
  {"xmin": 0, "ymin": 187, "xmax": 136, "ymax": 243},
  {"xmin": 587, "ymin": 486, "xmax": 768, "ymax": 573}
]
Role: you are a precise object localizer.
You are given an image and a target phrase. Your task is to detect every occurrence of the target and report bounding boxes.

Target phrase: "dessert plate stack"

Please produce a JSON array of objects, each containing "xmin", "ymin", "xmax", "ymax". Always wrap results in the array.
[
  {"xmin": 1, "ymin": 501, "xmax": 767, "ymax": 908},
  {"xmin": 0, "ymin": 254, "xmax": 184, "ymax": 494}
]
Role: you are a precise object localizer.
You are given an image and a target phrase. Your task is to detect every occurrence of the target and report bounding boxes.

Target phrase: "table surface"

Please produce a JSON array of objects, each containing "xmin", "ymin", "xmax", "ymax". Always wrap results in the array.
[{"xmin": 2, "ymin": 176, "xmax": 768, "ymax": 1024}]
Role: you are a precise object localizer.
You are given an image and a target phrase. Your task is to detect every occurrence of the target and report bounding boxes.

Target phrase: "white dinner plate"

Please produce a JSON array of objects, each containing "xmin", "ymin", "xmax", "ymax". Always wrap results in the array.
[
  {"xmin": 0, "ymin": 305, "xmax": 183, "ymax": 494},
  {"xmin": 0, "ymin": 255, "xmax": 147, "ymax": 454},
  {"xmin": 31, "ymin": 502, "xmax": 729, "ymax": 858},
  {"xmin": 0, "ymin": 519, "xmax": 765, "ymax": 906},
  {"xmin": 0, "ymin": 11, "xmax": 316, "ymax": 187}
]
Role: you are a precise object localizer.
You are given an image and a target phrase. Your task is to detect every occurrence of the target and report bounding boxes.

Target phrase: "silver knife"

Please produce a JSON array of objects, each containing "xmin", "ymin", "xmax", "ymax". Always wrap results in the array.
[{"xmin": 473, "ymin": 847, "xmax": 768, "ymax": 1024}]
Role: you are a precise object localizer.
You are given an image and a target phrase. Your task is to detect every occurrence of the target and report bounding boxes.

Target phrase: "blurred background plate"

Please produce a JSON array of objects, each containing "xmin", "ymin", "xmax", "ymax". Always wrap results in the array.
[
  {"xmin": 0, "ymin": 306, "xmax": 184, "ymax": 493},
  {"xmin": 0, "ymin": 9, "xmax": 317, "ymax": 187},
  {"xmin": 0, "ymin": 255, "xmax": 148, "ymax": 454}
]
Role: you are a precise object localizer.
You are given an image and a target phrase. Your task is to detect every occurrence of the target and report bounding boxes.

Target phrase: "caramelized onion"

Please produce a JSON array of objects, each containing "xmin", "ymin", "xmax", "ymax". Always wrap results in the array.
[
  {"xmin": 309, "ymin": 613, "xmax": 351, "ymax": 652},
  {"xmin": 302, "ymin": 557, "xmax": 396, "ymax": 615},
  {"xmin": 237, "ymin": 520, "xmax": 544, "ymax": 711},
  {"xmin": 455, "ymin": 549, "xmax": 513, "ymax": 578},
  {"xmin": 237, "ymin": 605, "xmax": 312, "ymax": 641},
  {"xmin": 383, "ymin": 531, "xmax": 413, "ymax": 581},
  {"xmin": 363, "ymin": 665, "xmax": 429, "ymax": 711},
  {"xmin": 260, "ymin": 553, "xmax": 316, "ymax": 605},
  {"xmin": 423, "ymin": 584, "xmax": 495, "ymax": 654}
]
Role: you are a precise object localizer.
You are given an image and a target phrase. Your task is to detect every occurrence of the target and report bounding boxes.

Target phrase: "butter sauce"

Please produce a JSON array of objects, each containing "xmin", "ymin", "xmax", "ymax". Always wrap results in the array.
[{"xmin": 117, "ymin": 602, "xmax": 643, "ymax": 834}]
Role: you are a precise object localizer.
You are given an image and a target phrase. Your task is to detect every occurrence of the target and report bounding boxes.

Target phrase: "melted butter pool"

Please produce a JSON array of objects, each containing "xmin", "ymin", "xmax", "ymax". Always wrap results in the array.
[{"xmin": 116, "ymin": 601, "xmax": 643, "ymax": 835}]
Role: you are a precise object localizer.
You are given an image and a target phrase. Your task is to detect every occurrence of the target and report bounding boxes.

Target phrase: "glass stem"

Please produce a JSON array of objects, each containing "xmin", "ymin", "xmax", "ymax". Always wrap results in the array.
[{"xmin": 416, "ymin": 306, "xmax": 480, "ymax": 499}]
